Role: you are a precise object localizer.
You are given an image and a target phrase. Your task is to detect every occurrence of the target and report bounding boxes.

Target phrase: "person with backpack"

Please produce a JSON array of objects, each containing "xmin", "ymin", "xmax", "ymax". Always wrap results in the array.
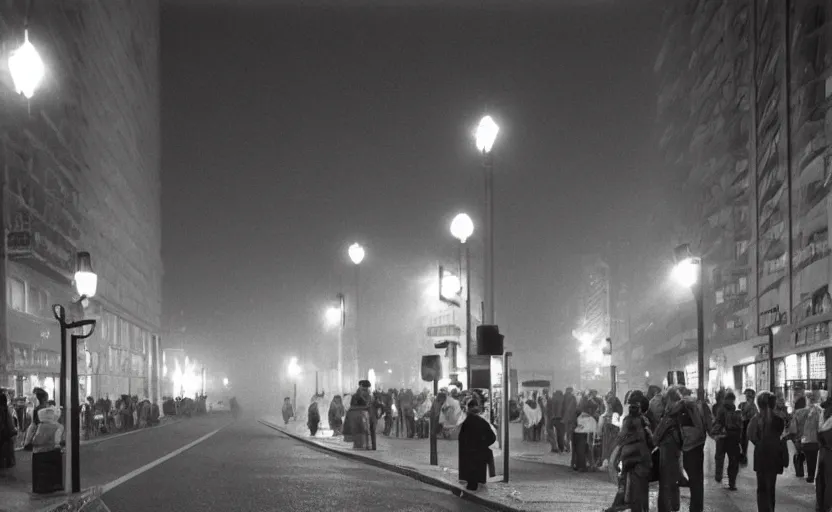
[
  {"xmin": 748, "ymin": 391, "xmax": 787, "ymax": 512},
  {"xmin": 791, "ymin": 391, "xmax": 822, "ymax": 483},
  {"xmin": 712, "ymin": 391, "xmax": 743, "ymax": 490},
  {"xmin": 670, "ymin": 387, "xmax": 707, "ymax": 512}
]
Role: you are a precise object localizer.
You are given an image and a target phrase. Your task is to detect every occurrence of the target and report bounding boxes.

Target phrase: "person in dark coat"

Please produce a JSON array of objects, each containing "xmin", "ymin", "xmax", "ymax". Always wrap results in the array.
[
  {"xmin": 548, "ymin": 390, "xmax": 564, "ymax": 453},
  {"xmin": 562, "ymin": 387, "xmax": 578, "ymax": 452},
  {"xmin": 0, "ymin": 392, "xmax": 16, "ymax": 469},
  {"xmin": 307, "ymin": 401, "xmax": 321, "ymax": 437},
  {"xmin": 748, "ymin": 391, "xmax": 786, "ymax": 512},
  {"xmin": 458, "ymin": 399, "xmax": 496, "ymax": 492},
  {"xmin": 712, "ymin": 391, "xmax": 743, "ymax": 490}
]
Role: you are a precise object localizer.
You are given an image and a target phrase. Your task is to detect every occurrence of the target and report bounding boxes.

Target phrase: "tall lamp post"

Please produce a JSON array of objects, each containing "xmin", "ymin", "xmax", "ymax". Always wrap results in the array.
[
  {"xmin": 671, "ymin": 243, "xmax": 705, "ymax": 402},
  {"xmin": 348, "ymin": 243, "xmax": 365, "ymax": 385},
  {"xmin": 56, "ymin": 251, "xmax": 98, "ymax": 493},
  {"xmin": 1, "ymin": 22, "xmax": 46, "ymax": 389},
  {"xmin": 288, "ymin": 357, "xmax": 301, "ymax": 412},
  {"xmin": 450, "ymin": 213, "xmax": 474, "ymax": 387},
  {"xmin": 325, "ymin": 293, "xmax": 346, "ymax": 391},
  {"xmin": 474, "ymin": 115, "xmax": 499, "ymax": 325},
  {"xmin": 768, "ymin": 323, "xmax": 783, "ymax": 392}
]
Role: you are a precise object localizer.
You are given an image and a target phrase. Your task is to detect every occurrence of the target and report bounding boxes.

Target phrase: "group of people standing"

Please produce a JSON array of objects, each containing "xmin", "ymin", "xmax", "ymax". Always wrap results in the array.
[{"xmin": 602, "ymin": 384, "xmax": 832, "ymax": 512}]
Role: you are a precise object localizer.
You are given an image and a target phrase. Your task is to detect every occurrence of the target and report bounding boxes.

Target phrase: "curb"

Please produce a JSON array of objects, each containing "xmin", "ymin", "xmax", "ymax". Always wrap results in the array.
[{"xmin": 258, "ymin": 419, "xmax": 526, "ymax": 512}]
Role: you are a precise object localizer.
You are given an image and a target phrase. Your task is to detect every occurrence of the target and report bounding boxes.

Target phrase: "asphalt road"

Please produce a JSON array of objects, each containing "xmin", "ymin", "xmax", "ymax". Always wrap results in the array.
[{"xmin": 101, "ymin": 416, "xmax": 491, "ymax": 512}]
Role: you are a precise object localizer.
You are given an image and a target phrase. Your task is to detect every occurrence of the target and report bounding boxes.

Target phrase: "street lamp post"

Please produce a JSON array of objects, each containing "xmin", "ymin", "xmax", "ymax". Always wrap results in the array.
[
  {"xmin": 326, "ymin": 293, "xmax": 346, "ymax": 392},
  {"xmin": 672, "ymin": 243, "xmax": 706, "ymax": 402},
  {"xmin": 450, "ymin": 213, "xmax": 474, "ymax": 387},
  {"xmin": 768, "ymin": 324, "xmax": 782, "ymax": 392},
  {"xmin": 55, "ymin": 251, "xmax": 98, "ymax": 494},
  {"xmin": 475, "ymin": 115, "xmax": 499, "ymax": 325},
  {"xmin": 348, "ymin": 243, "xmax": 365, "ymax": 386},
  {"xmin": 288, "ymin": 357, "xmax": 301, "ymax": 412}
]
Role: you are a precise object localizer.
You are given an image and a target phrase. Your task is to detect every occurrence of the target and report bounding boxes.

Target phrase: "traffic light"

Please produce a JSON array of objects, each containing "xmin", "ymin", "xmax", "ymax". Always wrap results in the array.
[
  {"xmin": 602, "ymin": 337, "xmax": 612, "ymax": 356},
  {"xmin": 476, "ymin": 325, "xmax": 504, "ymax": 356}
]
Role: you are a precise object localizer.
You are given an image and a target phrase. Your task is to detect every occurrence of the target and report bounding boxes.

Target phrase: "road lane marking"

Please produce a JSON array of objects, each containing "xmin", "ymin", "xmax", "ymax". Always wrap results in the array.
[{"xmin": 100, "ymin": 427, "xmax": 224, "ymax": 494}]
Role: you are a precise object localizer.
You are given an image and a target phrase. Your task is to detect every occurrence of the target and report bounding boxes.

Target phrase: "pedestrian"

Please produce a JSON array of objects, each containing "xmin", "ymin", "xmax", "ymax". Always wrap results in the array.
[
  {"xmin": 281, "ymin": 397, "xmax": 294, "ymax": 425},
  {"xmin": 562, "ymin": 387, "xmax": 578, "ymax": 452},
  {"xmin": 673, "ymin": 387, "xmax": 707, "ymax": 512},
  {"xmin": 30, "ymin": 406, "xmax": 64, "ymax": 494},
  {"xmin": 740, "ymin": 388, "xmax": 758, "ymax": 465},
  {"xmin": 572, "ymin": 398, "xmax": 598, "ymax": 472},
  {"xmin": 654, "ymin": 387, "xmax": 682, "ymax": 512},
  {"xmin": 307, "ymin": 401, "xmax": 320, "ymax": 437},
  {"xmin": 549, "ymin": 389, "xmax": 565, "ymax": 452},
  {"xmin": 605, "ymin": 401, "xmax": 652, "ymax": 512},
  {"xmin": 600, "ymin": 393, "xmax": 622, "ymax": 468},
  {"xmin": 748, "ymin": 390, "xmax": 787, "ymax": 512},
  {"xmin": 792, "ymin": 391, "xmax": 821, "ymax": 483},
  {"xmin": 816, "ymin": 396, "xmax": 832, "ymax": 511},
  {"xmin": 712, "ymin": 390, "xmax": 742, "ymax": 490},
  {"xmin": 0, "ymin": 392, "xmax": 17, "ymax": 469},
  {"xmin": 328, "ymin": 395, "xmax": 345, "ymax": 436},
  {"xmin": 458, "ymin": 398, "xmax": 496, "ymax": 492}
]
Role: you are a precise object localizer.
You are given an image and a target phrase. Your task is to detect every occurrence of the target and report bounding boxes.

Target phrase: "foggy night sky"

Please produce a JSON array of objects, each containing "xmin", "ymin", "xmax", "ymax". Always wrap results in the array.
[{"xmin": 160, "ymin": 0, "xmax": 666, "ymax": 389}]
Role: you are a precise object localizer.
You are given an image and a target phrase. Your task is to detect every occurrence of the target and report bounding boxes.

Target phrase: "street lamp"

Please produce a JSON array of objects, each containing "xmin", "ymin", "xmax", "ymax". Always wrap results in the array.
[
  {"xmin": 474, "ymin": 115, "xmax": 499, "ymax": 325},
  {"xmin": 223, "ymin": 377, "xmax": 229, "ymax": 388},
  {"xmin": 288, "ymin": 357, "xmax": 301, "ymax": 411},
  {"xmin": 348, "ymin": 243, "xmax": 365, "ymax": 385},
  {"xmin": 55, "ymin": 251, "xmax": 98, "ymax": 494},
  {"xmin": 450, "ymin": 213, "xmax": 474, "ymax": 388},
  {"xmin": 9, "ymin": 28, "xmax": 45, "ymax": 99},
  {"xmin": 768, "ymin": 323, "xmax": 782, "ymax": 392},
  {"xmin": 672, "ymin": 243, "xmax": 705, "ymax": 402},
  {"xmin": 325, "ymin": 293, "xmax": 346, "ymax": 391}
]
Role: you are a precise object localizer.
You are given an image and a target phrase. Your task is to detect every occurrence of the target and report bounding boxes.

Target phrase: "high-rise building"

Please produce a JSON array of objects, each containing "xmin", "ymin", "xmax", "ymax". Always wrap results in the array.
[
  {"xmin": 650, "ymin": 1, "xmax": 832, "ymax": 401},
  {"xmin": 0, "ymin": 2, "xmax": 163, "ymax": 403},
  {"xmin": 572, "ymin": 255, "xmax": 612, "ymax": 388}
]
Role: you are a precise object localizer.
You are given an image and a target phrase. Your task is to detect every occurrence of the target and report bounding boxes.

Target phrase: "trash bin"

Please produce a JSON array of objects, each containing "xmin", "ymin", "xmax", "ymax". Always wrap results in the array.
[{"xmin": 32, "ymin": 449, "xmax": 63, "ymax": 494}]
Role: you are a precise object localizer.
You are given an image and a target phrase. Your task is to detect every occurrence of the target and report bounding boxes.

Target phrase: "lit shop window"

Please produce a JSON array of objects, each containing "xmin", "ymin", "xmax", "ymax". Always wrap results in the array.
[{"xmin": 8, "ymin": 278, "xmax": 25, "ymax": 312}]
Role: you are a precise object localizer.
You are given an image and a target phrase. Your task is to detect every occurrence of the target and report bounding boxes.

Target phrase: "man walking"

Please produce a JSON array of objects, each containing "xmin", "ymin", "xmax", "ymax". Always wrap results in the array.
[
  {"xmin": 739, "ymin": 388, "xmax": 757, "ymax": 465},
  {"xmin": 562, "ymin": 387, "xmax": 578, "ymax": 452}
]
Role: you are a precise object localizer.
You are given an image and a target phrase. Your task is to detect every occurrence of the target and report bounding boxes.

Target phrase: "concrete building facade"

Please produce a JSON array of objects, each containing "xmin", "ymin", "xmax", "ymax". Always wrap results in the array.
[
  {"xmin": 645, "ymin": 0, "xmax": 832, "ymax": 402},
  {"xmin": 0, "ymin": 1, "xmax": 162, "ymax": 403}
]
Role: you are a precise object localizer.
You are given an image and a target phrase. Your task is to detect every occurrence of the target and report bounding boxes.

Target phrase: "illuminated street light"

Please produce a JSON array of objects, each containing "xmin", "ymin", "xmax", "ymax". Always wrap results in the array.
[
  {"xmin": 348, "ymin": 243, "xmax": 365, "ymax": 265},
  {"xmin": 671, "ymin": 243, "xmax": 705, "ymax": 401},
  {"xmin": 440, "ymin": 271, "xmax": 461, "ymax": 300},
  {"xmin": 450, "ymin": 213, "xmax": 474, "ymax": 244},
  {"xmin": 288, "ymin": 357, "xmax": 301, "ymax": 410},
  {"xmin": 387, "ymin": 368, "xmax": 392, "ymax": 374},
  {"xmin": 325, "ymin": 306, "xmax": 341, "ymax": 327},
  {"xmin": 74, "ymin": 252, "xmax": 98, "ymax": 299},
  {"xmin": 9, "ymin": 29, "xmax": 45, "ymax": 99},
  {"xmin": 223, "ymin": 377, "xmax": 229, "ymax": 387},
  {"xmin": 475, "ymin": 115, "xmax": 499, "ymax": 154}
]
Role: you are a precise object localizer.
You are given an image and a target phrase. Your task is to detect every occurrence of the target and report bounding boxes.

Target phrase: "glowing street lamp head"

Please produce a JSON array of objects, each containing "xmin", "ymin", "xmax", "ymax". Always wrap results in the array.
[
  {"xmin": 348, "ymin": 243, "xmax": 365, "ymax": 265},
  {"xmin": 441, "ymin": 272, "xmax": 461, "ymax": 300},
  {"xmin": 671, "ymin": 257, "xmax": 700, "ymax": 288},
  {"xmin": 450, "ymin": 213, "xmax": 474, "ymax": 243},
  {"xmin": 475, "ymin": 115, "xmax": 499, "ymax": 153},
  {"xmin": 325, "ymin": 306, "xmax": 342, "ymax": 327},
  {"xmin": 74, "ymin": 252, "xmax": 98, "ymax": 298},
  {"xmin": 288, "ymin": 357, "xmax": 301, "ymax": 378},
  {"xmin": 222, "ymin": 377, "xmax": 229, "ymax": 387},
  {"xmin": 9, "ymin": 29, "xmax": 45, "ymax": 100}
]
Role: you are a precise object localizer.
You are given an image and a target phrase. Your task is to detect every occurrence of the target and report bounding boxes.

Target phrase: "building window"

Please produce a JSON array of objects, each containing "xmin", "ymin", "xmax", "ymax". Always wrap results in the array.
[
  {"xmin": 27, "ymin": 285, "xmax": 48, "ymax": 317},
  {"xmin": 739, "ymin": 277, "xmax": 748, "ymax": 293},
  {"xmin": 810, "ymin": 351, "xmax": 826, "ymax": 380},
  {"xmin": 8, "ymin": 278, "xmax": 25, "ymax": 312}
]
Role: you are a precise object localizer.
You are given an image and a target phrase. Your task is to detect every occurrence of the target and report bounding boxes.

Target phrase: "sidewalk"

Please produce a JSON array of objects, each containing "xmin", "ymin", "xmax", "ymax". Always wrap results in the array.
[{"xmin": 260, "ymin": 415, "xmax": 817, "ymax": 512}]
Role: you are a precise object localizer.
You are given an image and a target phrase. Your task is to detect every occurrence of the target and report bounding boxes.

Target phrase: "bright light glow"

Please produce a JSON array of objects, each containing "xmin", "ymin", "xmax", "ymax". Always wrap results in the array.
[
  {"xmin": 288, "ymin": 357, "xmax": 301, "ymax": 378},
  {"xmin": 9, "ymin": 30, "xmax": 44, "ymax": 99},
  {"xmin": 387, "ymin": 368, "xmax": 392, "ymax": 374},
  {"xmin": 574, "ymin": 330, "xmax": 596, "ymax": 352},
  {"xmin": 368, "ymin": 368, "xmax": 377, "ymax": 390},
  {"xmin": 645, "ymin": 371, "xmax": 650, "ymax": 378},
  {"xmin": 223, "ymin": 377, "xmax": 229, "ymax": 387},
  {"xmin": 441, "ymin": 272, "xmax": 461, "ymax": 299},
  {"xmin": 475, "ymin": 115, "xmax": 499, "ymax": 153},
  {"xmin": 348, "ymin": 243, "xmax": 365, "ymax": 265},
  {"xmin": 171, "ymin": 358, "xmax": 201, "ymax": 398},
  {"xmin": 594, "ymin": 367, "xmax": 602, "ymax": 377},
  {"xmin": 74, "ymin": 270, "xmax": 98, "ymax": 298},
  {"xmin": 671, "ymin": 257, "xmax": 700, "ymax": 288},
  {"xmin": 325, "ymin": 306, "xmax": 342, "ymax": 327},
  {"xmin": 450, "ymin": 213, "xmax": 474, "ymax": 243},
  {"xmin": 770, "ymin": 324, "xmax": 782, "ymax": 335}
]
